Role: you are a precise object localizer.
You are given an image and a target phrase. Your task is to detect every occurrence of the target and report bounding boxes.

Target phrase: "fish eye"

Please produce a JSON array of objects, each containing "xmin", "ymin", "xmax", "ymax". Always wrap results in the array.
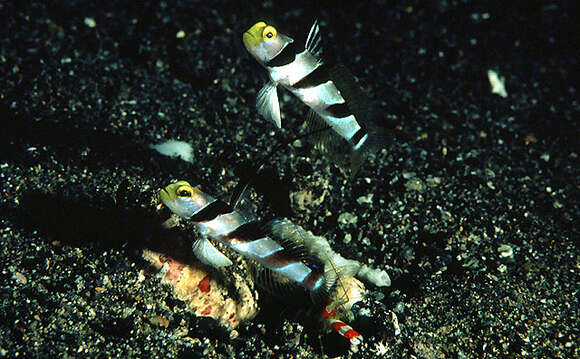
[
  {"xmin": 176, "ymin": 186, "xmax": 193, "ymax": 197},
  {"xmin": 262, "ymin": 26, "xmax": 277, "ymax": 40}
]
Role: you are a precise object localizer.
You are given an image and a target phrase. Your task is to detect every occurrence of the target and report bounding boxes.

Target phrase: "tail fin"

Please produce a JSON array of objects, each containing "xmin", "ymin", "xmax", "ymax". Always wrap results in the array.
[
  {"xmin": 304, "ymin": 109, "xmax": 351, "ymax": 169},
  {"xmin": 304, "ymin": 107, "xmax": 394, "ymax": 175},
  {"xmin": 328, "ymin": 65, "xmax": 395, "ymax": 175},
  {"xmin": 267, "ymin": 219, "xmax": 366, "ymax": 349},
  {"xmin": 349, "ymin": 130, "xmax": 393, "ymax": 175}
]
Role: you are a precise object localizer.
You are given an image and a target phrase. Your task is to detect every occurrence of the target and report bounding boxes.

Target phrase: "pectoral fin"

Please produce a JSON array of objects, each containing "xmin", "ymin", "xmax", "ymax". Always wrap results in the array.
[
  {"xmin": 192, "ymin": 237, "xmax": 233, "ymax": 268},
  {"xmin": 256, "ymin": 82, "xmax": 282, "ymax": 128}
]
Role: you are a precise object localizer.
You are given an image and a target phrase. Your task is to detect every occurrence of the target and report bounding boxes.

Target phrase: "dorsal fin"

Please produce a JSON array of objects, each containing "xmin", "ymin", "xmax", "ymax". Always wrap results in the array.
[
  {"xmin": 305, "ymin": 19, "xmax": 323, "ymax": 59},
  {"xmin": 267, "ymin": 219, "xmax": 318, "ymax": 265},
  {"xmin": 267, "ymin": 219, "xmax": 333, "ymax": 305},
  {"xmin": 327, "ymin": 65, "xmax": 373, "ymax": 127}
]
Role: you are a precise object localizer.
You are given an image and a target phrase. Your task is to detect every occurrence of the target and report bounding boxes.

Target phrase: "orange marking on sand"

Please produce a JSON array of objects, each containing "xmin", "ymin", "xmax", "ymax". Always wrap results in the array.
[
  {"xmin": 198, "ymin": 275, "xmax": 211, "ymax": 293},
  {"xmin": 166, "ymin": 262, "xmax": 185, "ymax": 286},
  {"xmin": 201, "ymin": 305, "xmax": 212, "ymax": 315},
  {"xmin": 390, "ymin": 36, "xmax": 403, "ymax": 43},
  {"xmin": 524, "ymin": 134, "xmax": 538, "ymax": 145}
]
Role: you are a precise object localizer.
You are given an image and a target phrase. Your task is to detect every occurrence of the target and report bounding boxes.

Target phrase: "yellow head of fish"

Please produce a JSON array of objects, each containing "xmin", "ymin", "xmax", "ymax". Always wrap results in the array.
[
  {"xmin": 242, "ymin": 21, "xmax": 293, "ymax": 64},
  {"xmin": 159, "ymin": 181, "xmax": 212, "ymax": 219}
]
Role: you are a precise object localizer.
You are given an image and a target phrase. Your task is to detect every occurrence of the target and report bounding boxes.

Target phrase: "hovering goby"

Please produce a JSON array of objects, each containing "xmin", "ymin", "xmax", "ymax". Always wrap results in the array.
[{"xmin": 243, "ymin": 20, "xmax": 383, "ymax": 172}]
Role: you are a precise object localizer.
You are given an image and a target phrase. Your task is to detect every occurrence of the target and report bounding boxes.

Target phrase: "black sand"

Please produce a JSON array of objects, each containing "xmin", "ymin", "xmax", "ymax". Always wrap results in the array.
[{"xmin": 1, "ymin": 1, "xmax": 578, "ymax": 358}]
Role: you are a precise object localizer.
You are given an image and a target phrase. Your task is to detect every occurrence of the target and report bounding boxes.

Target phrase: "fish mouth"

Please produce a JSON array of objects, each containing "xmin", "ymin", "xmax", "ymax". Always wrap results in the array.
[
  {"xmin": 156, "ymin": 189, "xmax": 174, "ymax": 221},
  {"xmin": 158, "ymin": 187, "xmax": 171, "ymax": 206},
  {"xmin": 242, "ymin": 31, "xmax": 259, "ymax": 48}
]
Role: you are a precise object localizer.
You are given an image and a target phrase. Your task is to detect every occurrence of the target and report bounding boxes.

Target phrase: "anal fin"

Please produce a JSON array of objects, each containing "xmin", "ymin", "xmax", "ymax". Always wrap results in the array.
[
  {"xmin": 257, "ymin": 82, "xmax": 282, "ymax": 128},
  {"xmin": 305, "ymin": 109, "xmax": 350, "ymax": 168},
  {"xmin": 250, "ymin": 262, "xmax": 312, "ymax": 304}
]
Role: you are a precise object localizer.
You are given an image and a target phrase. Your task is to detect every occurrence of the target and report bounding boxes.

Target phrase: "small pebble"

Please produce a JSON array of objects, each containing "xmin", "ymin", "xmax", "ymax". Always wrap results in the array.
[
  {"xmin": 84, "ymin": 17, "xmax": 96, "ymax": 28},
  {"xmin": 405, "ymin": 178, "xmax": 425, "ymax": 192},
  {"xmin": 13, "ymin": 271, "xmax": 27, "ymax": 285},
  {"xmin": 338, "ymin": 212, "xmax": 358, "ymax": 225},
  {"xmin": 498, "ymin": 244, "xmax": 513, "ymax": 258},
  {"xmin": 343, "ymin": 233, "xmax": 352, "ymax": 244},
  {"xmin": 356, "ymin": 193, "xmax": 373, "ymax": 205}
]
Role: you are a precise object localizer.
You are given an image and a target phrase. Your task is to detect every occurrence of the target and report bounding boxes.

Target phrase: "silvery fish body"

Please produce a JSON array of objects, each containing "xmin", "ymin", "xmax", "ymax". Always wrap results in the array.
[{"xmin": 159, "ymin": 181, "xmax": 328, "ymax": 295}]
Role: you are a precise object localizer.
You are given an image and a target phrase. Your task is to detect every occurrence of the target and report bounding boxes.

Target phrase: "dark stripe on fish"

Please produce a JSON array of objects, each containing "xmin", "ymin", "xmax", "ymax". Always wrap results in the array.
[
  {"xmin": 325, "ymin": 103, "xmax": 352, "ymax": 118},
  {"xmin": 266, "ymin": 42, "xmax": 297, "ymax": 67},
  {"xmin": 227, "ymin": 221, "xmax": 266, "ymax": 242},
  {"xmin": 293, "ymin": 64, "xmax": 329, "ymax": 89},
  {"xmin": 189, "ymin": 199, "xmax": 233, "ymax": 222},
  {"xmin": 263, "ymin": 248, "xmax": 299, "ymax": 267},
  {"xmin": 304, "ymin": 271, "xmax": 324, "ymax": 290},
  {"xmin": 351, "ymin": 128, "xmax": 368, "ymax": 146},
  {"xmin": 303, "ymin": 257, "xmax": 325, "ymax": 272}
]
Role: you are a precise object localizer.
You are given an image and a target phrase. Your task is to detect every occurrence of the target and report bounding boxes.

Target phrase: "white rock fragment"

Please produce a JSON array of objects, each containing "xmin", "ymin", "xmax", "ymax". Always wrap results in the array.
[
  {"xmin": 498, "ymin": 263, "xmax": 507, "ymax": 273},
  {"xmin": 150, "ymin": 140, "xmax": 194, "ymax": 163},
  {"xmin": 84, "ymin": 17, "xmax": 96, "ymax": 28},
  {"xmin": 426, "ymin": 176, "xmax": 442, "ymax": 187},
  {"xmin": 338, "ymin": 212, "xmax": 358, "ymax": 225},
  {"xmin": 176, "ymin": 30, "xmax": 186, "ymax": 38},
  {"xmin": 391, "ymin": 312, "xmax": 401, "ymax": 336},
  {"xmin": 375, "ymin": 341, "xmax": 388, "ymax": 355},
  {"xmin": 405, "ymin": 177, "xmax": 425, "ymax": 192},
  {"xmin": 343, "ymin": 233, "xmax": 352, "ymax": 244},
  {"xmin": 488, "ymin": 69, "xmax": 508, "ymax": 98},
  {"xmin": 356, "ymin": 193, "xmax": 374, "ymax": 205},
  {"xmin": 357, "ymin": 265, "xmax": 391, "ymax": 287},
  {"xmin": 498, "ymin": 244, "xmax": 513, "ymax": 258}
]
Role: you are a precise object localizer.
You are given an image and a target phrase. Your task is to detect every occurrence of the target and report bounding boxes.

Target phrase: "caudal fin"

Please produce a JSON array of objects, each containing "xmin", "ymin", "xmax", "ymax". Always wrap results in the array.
[{"xmin": 349, "ymin": 130, "xmax": 393, "ymax": 175}]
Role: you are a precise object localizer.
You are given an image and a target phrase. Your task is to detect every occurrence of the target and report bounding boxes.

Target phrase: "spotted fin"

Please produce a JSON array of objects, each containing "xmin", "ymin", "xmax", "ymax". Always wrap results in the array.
[
  {"xmin": 192, "ymin": 237, "xmax": 233, "ymax": 267},
  {"xmin": 257, "ymin": 81, "xmax": 281, "ymax": 128},
  {"xmin": 267, "ymin": 219, "xmax": 332, "ymax": 304},
  {"xmin": 305, "ymin": 19, "xmax": 323, "ymax": 60},
  {"xmin": 267, "ymin": 219, "xmax": 312, "ymax": 258}
]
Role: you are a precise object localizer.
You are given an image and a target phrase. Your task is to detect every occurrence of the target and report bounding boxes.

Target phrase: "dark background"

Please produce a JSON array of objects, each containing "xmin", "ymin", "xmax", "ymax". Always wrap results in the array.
[{"xmin": 1, "ymin": 1, "xmax": 578, "ymax": 358}]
